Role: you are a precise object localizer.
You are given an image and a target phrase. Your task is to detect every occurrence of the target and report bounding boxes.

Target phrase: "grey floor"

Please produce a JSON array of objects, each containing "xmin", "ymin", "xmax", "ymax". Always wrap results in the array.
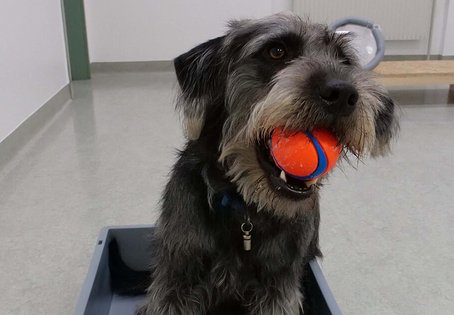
[{"xmin": 0, "ymin": 70, "xmax": 453, "ymax": 315}]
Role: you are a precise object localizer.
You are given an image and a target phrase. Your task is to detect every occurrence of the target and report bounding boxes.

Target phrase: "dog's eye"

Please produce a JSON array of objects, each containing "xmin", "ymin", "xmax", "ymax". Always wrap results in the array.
[
  {"xmin": 341, "ymin": 58, "xmax": 352, "ymax": 66},
  {"xmin": 269, "ymin": 45, "xmax": 286, "ymax": 60}
]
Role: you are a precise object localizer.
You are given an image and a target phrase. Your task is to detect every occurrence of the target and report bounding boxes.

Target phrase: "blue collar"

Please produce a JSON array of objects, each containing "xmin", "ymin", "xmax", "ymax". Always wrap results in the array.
[
  {"xmin": 220, "ymin": 191, "xmax": 246, "ymax": 210},
  {"xmin": 213, "ymin": 191, "xmax": 247, "ymax": 215},
  {"xmin": 201, "ymin": 165, "xmax": 247, "ymax": 214}
]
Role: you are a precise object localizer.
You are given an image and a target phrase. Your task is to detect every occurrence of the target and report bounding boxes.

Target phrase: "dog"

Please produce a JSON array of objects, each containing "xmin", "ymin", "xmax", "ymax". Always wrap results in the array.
[{"xmin": 111, "ymin": 13, "xmax": 397, "ymax": 315}]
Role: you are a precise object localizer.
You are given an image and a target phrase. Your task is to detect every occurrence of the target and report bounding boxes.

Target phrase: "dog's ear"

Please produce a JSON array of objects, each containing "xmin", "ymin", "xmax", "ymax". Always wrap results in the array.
[
  {"xmin": 372, "ymin": 95, "xmax": 398, "ymax": 157},
  {"xmin": 174, "ymin": 36, "xmax": 226, "ymax": 140}
]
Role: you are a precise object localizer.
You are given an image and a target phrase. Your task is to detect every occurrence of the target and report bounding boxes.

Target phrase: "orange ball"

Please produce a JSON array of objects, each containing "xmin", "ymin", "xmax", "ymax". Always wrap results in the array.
[{"xmin": 270, "ymin": 128, "xmax": 341, "ymax": 180}]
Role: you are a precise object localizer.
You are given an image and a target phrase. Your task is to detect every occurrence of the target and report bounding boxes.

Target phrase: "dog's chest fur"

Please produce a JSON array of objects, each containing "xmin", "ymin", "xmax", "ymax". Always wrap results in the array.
[{"xmin": 156, "ymin": 139, "xmax": 321, "ymax": 305}]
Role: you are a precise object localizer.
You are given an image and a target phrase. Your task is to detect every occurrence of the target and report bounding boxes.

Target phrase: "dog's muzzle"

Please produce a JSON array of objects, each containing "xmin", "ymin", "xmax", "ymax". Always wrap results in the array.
[{"xmin": 256, "ymin": 141, "xmax": 317, "ymax": 199}]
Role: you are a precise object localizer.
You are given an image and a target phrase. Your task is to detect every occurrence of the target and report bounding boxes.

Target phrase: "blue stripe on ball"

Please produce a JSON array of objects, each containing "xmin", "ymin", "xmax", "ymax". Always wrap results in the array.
[
  {"xmin": 291, "ymin": 132, "xmax": 328, "ymax": 180},
  {"xmin": 306, "ymin": 132, "xmax": 328, "ymax": 178}
]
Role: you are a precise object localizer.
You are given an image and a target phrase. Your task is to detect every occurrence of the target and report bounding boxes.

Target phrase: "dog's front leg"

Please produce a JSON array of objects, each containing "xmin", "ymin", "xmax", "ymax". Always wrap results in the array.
[
  {"xmin": 246, "ymin": 276, "xmax": 302, "ymax": 315},
  {"xmin": 137, "ymin": 240, "xmax": 212, "ymax": 315},
  {"xmin": 138, "ymin": 265, "xmax": 210, "ymax": 315}
]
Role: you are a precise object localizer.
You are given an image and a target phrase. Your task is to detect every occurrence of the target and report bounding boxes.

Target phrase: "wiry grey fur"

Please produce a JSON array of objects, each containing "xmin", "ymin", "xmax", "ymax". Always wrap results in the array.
[{"xmin": 138, "ymin": 13, "xmax": 397, "ymax": 315}]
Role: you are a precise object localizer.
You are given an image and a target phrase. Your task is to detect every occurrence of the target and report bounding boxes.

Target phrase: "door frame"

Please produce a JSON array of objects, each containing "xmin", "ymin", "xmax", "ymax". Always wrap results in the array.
[{"xmin": 61, "ymin": 0, "xmax": 91, "ymax": 81}]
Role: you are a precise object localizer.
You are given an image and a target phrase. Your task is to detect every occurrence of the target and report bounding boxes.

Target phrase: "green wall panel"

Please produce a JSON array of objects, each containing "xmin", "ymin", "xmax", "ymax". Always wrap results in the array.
[{"xmin": 63, "ymin": 0, "xmax": 90, "ymax": 80}]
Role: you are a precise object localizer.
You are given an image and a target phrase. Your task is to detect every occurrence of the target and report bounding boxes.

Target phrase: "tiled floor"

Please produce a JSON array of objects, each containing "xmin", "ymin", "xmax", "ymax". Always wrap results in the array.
[{"xmin": 0, "ymin": 70, "xmax": 453, "ymax": 315}]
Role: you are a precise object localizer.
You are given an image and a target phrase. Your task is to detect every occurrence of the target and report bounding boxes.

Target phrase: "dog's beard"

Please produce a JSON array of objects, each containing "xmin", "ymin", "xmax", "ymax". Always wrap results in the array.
[
  {"xmin": 218, "ymin": 63, "xmax": 389, "ymax": 217},
  {"xmin": 219, "ymin": 141, "xmax": 318, "ymax": 217},
  {"xmin": 247, "ymin": 61, "xmax": 388, "ymax": 156}
]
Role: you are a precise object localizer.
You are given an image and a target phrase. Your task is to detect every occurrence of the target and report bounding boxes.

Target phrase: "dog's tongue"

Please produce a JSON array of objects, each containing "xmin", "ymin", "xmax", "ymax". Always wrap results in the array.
[{"xmin": 270, "ymin": 128, "xmax": 341, "ymax": 180}]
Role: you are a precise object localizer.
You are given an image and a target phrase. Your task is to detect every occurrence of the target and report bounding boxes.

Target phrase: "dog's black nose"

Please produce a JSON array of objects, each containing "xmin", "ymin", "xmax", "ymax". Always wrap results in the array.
[{"xmin": 320, "ymin": 79, "xmax": 358, "ymax": 116}]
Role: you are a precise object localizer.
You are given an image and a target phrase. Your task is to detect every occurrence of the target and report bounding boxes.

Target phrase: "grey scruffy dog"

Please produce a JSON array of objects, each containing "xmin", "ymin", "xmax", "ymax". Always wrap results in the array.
[{"xmin": 111, "ymin": 12, "xmax": 397, "ymax": 315}]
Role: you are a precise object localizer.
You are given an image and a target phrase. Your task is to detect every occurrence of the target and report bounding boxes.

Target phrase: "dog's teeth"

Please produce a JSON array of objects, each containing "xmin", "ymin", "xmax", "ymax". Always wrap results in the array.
[
  {"xmin": 280, "ymin": 170, "xmax": 287, "ymax": 182},
  {"xmin": 305, "ymin": 179, "xmax": 318, "ymax": 186}
]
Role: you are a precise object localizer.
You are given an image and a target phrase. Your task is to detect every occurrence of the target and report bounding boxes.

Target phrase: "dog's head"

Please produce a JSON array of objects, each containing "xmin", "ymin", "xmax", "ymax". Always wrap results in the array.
[{"xmin": 174, "ymin": 13, "xmax": 397, "ymax": 217}]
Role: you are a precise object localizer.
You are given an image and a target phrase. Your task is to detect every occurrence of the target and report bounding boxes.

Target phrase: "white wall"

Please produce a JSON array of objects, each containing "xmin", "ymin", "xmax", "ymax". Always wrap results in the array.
[
  {"xmin": 85, "ymin": 0, "xmax": 454, "ymax": 61},
  {"xmin": 442, "ymin": 0, "xmax": 454, "ymax": 56},
  {"xmin": 84, "ymin": 0, "xmax": 277, "ymax": 62},
  {"xmin": 386, "ymin": 0, "xmax": 449, "ymax": 56},
  {"xmin": 428, "ymin": 0, "xmax": 449, "ymax": 55},
  {"xmin": 0, "ymin": 0, "xmax": 69, "ymax": 142}
]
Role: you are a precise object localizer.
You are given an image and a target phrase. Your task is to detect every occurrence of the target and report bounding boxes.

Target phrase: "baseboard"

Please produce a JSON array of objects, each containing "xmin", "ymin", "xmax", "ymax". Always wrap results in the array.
[
  {"xmin": 0, "ymin": 84, "xmax": 71, "ymax": 170},
  {"xmin": 384, "ymin": 55, "xmax": 454, "ymax": 61},
  {"xmin": 90, "ymin": 61, "xmax": 174, "ymax": 73}
]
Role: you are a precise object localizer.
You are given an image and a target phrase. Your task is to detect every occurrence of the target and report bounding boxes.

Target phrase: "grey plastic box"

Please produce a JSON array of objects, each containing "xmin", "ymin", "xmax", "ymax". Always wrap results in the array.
[{"xmin": 75, "ymin": 225, "xmax": 343, "ymax": 315}]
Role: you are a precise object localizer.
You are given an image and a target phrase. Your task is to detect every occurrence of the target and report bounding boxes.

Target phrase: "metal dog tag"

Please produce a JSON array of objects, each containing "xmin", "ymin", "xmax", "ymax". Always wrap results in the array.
[
  {"xmin": 241, "ymin": 220, "xmax": 253, "ymax": 251},
  {"xmin": 243, "ymin": 232, "xmax": 252, "ymax": 251}
]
